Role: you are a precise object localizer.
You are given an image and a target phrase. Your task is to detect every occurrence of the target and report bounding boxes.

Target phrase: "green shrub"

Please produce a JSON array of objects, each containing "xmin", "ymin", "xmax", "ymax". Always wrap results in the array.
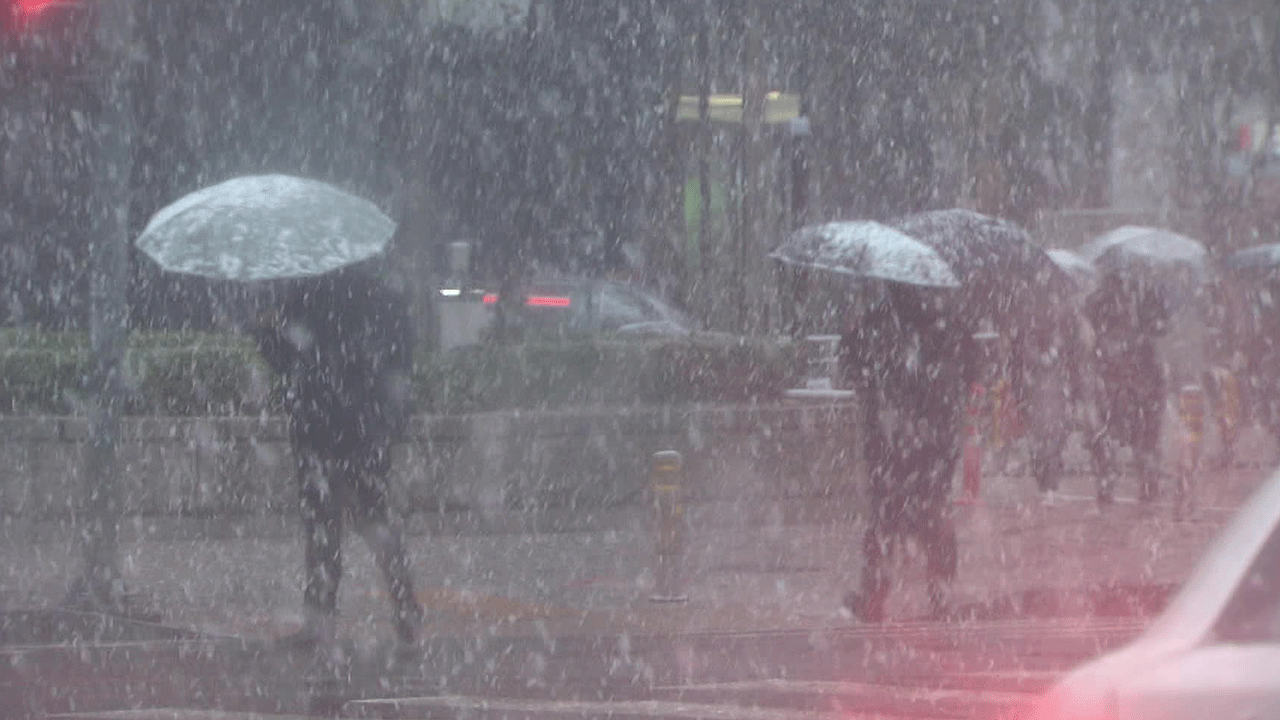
[
  {"xmin": 0, "ymin": 350, "xmax": 90, "ymax": 414},
  {"xmin": 0, "ymin": 329, "xmax": 799, "ymax": 415},
  {"xmin": 0, "ymin": 329, "xmax": 275, "ymax": 416},
  {"xmin": 417, "ymin": 333, "xmax": 799, "ymax": 414},
  {"xmin": 124, "ymin": 342, "xmax": 278, "ymax": 416}
]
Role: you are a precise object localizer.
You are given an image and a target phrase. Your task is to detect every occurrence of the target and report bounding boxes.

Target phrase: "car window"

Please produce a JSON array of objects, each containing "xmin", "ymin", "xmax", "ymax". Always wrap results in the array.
[
  {"xmin": 641, "ymin": 290, "xmax": 698, "ymax": 329},
  {"xmin": 597, "ymin": 285, "xmax": 661, "ymax": 330},
  {"xmin": 1214, "ymin": 522, "xmax": 1280, "ymax": 643}
]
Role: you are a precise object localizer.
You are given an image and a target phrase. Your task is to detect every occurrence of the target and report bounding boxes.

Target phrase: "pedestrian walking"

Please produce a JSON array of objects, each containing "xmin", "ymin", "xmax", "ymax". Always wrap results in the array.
[
  {"xmin": 1085, "ymin": 272, "xmax": 1169, "ymax": 504},
  {"xmin": 248, "ymin": 266, "xmax": 424, "ymax": 648},
  {"xmin": 840, "ymin": 284, "xmax": 978, "ymax": 622},
  {"xmin": 1239, "ymin": 277, "xmax": 1280, "ymax": 448},
  {"xmin": 1018, "ymin": 348, "xmax": 1067, "ymax": 498},
  {"xmin": 1013, "ymin": 304, "xmax": 1083, "ymax": 502}
]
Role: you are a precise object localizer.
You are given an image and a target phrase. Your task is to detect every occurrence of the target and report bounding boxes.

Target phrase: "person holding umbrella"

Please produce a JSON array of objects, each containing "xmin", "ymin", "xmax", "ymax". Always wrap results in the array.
[
  {"xmin": 1085, "ymin": 271, "xmax": 1170, "ymax": 504},
  {"xmin": 840, "ymin": 284, "xmax": 979, "ymax": 622},
  {"xmin": 768, "ymin": 219, "xmax": 968, "ymax": 621},
  {"xmin": 134, "ymin": 174, "xmax": 425, "ymax": 648},
  {"xmin": 1011, "ymin": 298, "xmax": 1081, "ymax": 503},
  {"xmin": 249, "ymin": 267, "xmax": 423, "ymax": 648}
]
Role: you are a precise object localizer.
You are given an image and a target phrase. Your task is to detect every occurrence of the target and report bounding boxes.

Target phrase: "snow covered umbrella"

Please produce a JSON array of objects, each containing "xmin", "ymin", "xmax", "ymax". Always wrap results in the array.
[
  {"xmin": 888, "ymin": 208, "xmax": 1073, "ymax": 331},
  {"xmin": 1081, "ymin": 226, "xmax": 1209, "ymax": 310},
  {"xmin": 1047, "ymin": 247, "xmax": 1099, "ymax": 296},
  {"xmin": 768, "ymin": 220, "xmax": 960, "ymax": 289},
  {"xmin": 1224, "ymin": 242, "xmax": 1280, "ymax": 282},
  {"xmin": 1079, "ymin": 225, "xmax": 1207, "ymax": 267},
  {"xmin": 134, "ymin": 174, "xmax": 395, "ymax": 282}
]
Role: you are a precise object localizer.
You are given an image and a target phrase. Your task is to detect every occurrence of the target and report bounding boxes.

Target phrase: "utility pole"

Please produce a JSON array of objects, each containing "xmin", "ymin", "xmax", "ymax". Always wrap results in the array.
[
  {"xmin": 739, "ymin": 3, "xmax": 768, "ymax": 332},
  {"xmin": 69, "ymin": 0, "xmax": 133, "ymax": 613},
  {"xmin": 1084, "ymin": 0, "xmax": 1116, "ymax": 209}
]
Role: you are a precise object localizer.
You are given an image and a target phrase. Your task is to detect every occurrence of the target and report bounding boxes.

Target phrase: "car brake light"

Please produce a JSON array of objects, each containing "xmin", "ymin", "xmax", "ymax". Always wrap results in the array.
[
  {"xmin": 480, "ymin": 294, "xmax": 571, "ymax": 307},
  {"xmin": 525, "ymin": 296, "xmax": 571, "ymax": 307}
]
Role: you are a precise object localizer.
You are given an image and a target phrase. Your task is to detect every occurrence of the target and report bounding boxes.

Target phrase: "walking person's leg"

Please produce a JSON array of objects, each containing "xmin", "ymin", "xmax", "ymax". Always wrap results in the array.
[
  {"xmin": 1030, "ymin": 427, "xmax": 1066, "ymax": 496},
  {"xmin": 846, "ymin": 415, "xmax": 894, "ymax": 623},
  {"xmin": 1030, "ymin": 376, "xmax": 1069, "ymax": 498},
  {"xmin": 922, "ymin": 506, "xmax": 958, "ymax": 619},
  {"xmin": 1136, "ymin": 392, "xmax": 1164, "ymax": 503},
  {"xmin": 290, "ymin": 444, "xmax": 342, "ymax": 647},
  {"xmin": 920, "ymin": 442, "xmax": 959, "ymax": 618},
  {"xmin": 847, "ymin": 512, "xmax": 892, "ymax": 623},
  {"xmin": 1087, "ymin": 378, "xmax": 1117, "ymax": 504},
  {"xmin": 845, "ymin": 468, "xmax": 897, "ymax": 623},
  {"xmin": 349, "ymin": 444, "xmax": 424, "ymax": 645}
]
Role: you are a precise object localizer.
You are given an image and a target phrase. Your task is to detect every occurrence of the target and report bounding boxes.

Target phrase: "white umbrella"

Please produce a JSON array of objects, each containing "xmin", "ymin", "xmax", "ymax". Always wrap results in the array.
[
  {"xmin": 1225, "ymin": 242, "xmax": 1280, "ymax": 282},
  {"xmin": 769, "ymin": 220, "xmax": 960, "ymax": 288},
  {"xmin": 1080, "ymin": 225, "xmax": 1209, "ymax": 308},
  {"xmin": 1047, "ymin": 247, "xmax": 1098, "ymax": 295},
  {"xmin": 1079, "ymin": 225, "xmax": 1207, "ymax": 267},
  {"xmin": 135, "ymin": 174, "xmax": 395, "ymax": 282}
]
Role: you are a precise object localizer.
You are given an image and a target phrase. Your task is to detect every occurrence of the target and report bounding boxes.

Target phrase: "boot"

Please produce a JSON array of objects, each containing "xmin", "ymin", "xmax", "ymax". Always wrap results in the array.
[
  {"xmin": 393, "ymin": 601, "xmax": 425, "ymax": 646},
  {"xmin": 1096, "ymin": 475, "xmax": 1115, "ymax": 506},
  {"xmin": 276, "ymin": 606, "xmax": 337, "ymax": 652},
  {"xmin": 928, "ymin": 582, "xmax": 954, "ymax": 621},
  {"xmin": 363, "ymin": 521, "xmax": 423, "ymax": 646},
  {"xmin": 843, "ymin": 588, "xmax": 887, "ymax": 623},
  {"xmin": 1138, "ymin": 475, "xmax": 1159, "ymax": 503}
]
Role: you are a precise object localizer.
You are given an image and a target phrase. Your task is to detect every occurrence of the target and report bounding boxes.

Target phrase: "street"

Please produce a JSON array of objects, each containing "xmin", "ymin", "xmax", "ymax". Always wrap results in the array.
[
  {"xmin": 5, "ymin": 1, "xmax": 1279, "ymax": 716},
  {"xmin": 2, "ymin": 430, "xmax": 1272, "ymax": 719},
  {"xmin": 4, "ymin": 613, "xmax": 1146, "ymax": 719}
]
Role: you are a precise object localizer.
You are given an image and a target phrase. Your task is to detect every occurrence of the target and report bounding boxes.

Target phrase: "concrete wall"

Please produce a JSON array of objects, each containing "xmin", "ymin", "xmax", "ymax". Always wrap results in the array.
[{"xmin": 0, "ymin": 403, "xmax": 861, "ymax": 520}]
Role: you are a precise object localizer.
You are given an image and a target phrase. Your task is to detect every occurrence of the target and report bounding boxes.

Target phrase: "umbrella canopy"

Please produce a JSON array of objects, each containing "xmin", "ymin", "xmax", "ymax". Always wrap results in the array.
[
  {"xmin": 1079, "ymin": 225, "xmax": 1207, "ymax": 267},
  {"xmin": 1047, "ymin": 247, "xmax": 1099, "ymax": 296},
  {"xmin": 888, "ymin": 208, "xmax": 1073, "ymax": 330},
  {"xmin": 134, "ymin": 174, "xmax": 395, "ymax": 282},
  {"xmin": 1224, "ymin": 242, "xmax": 1280, "ymax": 282},
  {"xmin": 1082, "ymin": 226, "xmax": 1209, "ymax": 309},
  {"xmin": 768, "ymin": 220, "xmax": 960, "ymax": 289}
]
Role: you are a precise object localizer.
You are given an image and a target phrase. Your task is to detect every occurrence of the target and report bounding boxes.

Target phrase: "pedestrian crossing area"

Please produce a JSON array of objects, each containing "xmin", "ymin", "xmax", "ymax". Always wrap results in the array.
[
  {"xmin": 48, "ymin": 673, "xmax": 1049, "ymax": 720},
  {"xmin": 44, "ymin": 620, "xmax": 1147, "ymax": 720}
]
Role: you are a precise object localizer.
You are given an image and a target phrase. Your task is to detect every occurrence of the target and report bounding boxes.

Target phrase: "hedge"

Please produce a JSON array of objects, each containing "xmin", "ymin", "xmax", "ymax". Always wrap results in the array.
[
  {"xmin": 0, "ymin": 329, "xmax": 799, "ymax": 416},
  {"xmin": 0, "ymin": 329, "xmax": 278, "ymax": 416}
]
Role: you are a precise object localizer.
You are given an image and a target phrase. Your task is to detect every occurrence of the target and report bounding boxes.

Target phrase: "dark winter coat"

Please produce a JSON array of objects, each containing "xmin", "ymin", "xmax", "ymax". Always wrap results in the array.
[
  {"xmin": 842, "ymin": 289, "xmax": 977, "ymax": 515},
  {"xmin": 1085, "ymin": 273, "xmax": 1167, "ymax": 451},
  {"xmin": 251, "ymin": 268, "xmax": 414, "ymax": 462}
]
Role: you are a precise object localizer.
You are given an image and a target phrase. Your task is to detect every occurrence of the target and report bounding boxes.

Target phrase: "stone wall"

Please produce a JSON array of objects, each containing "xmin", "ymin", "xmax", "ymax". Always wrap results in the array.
[{"xmin": 0, "ymin": 402, "xmax": 861, "ymax": 520}]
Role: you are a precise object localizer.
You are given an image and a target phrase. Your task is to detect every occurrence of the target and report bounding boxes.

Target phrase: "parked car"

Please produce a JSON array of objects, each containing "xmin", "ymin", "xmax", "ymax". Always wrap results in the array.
[
  {"xmin": 482, "ymin": 276, "xmax": 698, "ymax": 340},
  {"xmin": 1025, "ymin": 468, "xmax": 1280, "ymax": 720}
]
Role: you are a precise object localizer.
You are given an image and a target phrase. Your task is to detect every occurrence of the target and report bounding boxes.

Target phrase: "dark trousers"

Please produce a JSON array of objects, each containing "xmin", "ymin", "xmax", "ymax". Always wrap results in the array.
[
  {"xmin": 859, "ymin": 440, "xmax": 959, "ymax": 616},
  {"xmin": 294, "ymin": 441, "xmax": 422, "ymax": 636},
  {"xmin": 1029, "ymin": 427, "xmax": 1067, "ymax": 493},
  {"xmin": 1091, "ymin": 380, "xmax": 1163, "ymax": 500}
]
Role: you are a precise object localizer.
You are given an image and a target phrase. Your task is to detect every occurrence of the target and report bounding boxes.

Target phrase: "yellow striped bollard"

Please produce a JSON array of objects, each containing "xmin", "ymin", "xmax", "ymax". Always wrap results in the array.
[{"xmin": 649, "ymin": 450, "xmax": 688, "ymax": 603}]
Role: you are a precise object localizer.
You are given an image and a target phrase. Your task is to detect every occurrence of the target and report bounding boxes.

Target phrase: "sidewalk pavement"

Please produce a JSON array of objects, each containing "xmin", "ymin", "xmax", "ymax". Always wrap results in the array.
[{"xmin": 1, "ymin": 427, "xmax": 1276, "ymax": 647}]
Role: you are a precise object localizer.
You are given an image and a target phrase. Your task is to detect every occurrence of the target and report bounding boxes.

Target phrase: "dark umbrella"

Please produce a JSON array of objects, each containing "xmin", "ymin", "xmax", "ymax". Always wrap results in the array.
[{"xmin": 889, "ymin": 208, "xmax": 1074, "ymax": 333}]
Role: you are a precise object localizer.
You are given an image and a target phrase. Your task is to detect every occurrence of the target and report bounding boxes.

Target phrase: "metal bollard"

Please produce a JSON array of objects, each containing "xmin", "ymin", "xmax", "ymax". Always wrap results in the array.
[
  {"xmin": 649, "ymin": 450, "xmax": 688, "ymax": 603},
  {"xmin": 1176, "ymin": 384, "xmax": 1206, "ymax": 518}
]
